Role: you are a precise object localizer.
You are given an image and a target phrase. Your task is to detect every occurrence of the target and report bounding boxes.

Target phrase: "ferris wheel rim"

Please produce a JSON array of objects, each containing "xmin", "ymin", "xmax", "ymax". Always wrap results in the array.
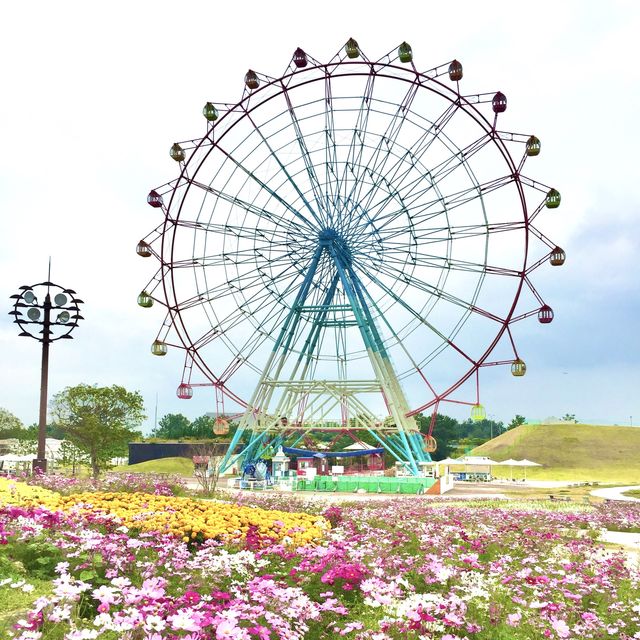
[{"xmin": 148, "ymin": 46, "xmax": 546, "ymax": 418}]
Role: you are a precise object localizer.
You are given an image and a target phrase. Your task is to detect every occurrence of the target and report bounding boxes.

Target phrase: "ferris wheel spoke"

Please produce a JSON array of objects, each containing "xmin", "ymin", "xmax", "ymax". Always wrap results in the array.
[
  {"xmin": 332, "ymin": 74, "xmax": 376, "ymax": 209},
  {"xmin": 349, "ymin": 100, "xmax": 460, "ymax": 222},
  {"xmin": 280, "ymin": 85, "xmax": 329, "ymax": 222},
  {"xmin": 238, "ymin": 108, "xmax": 325, "ymax": 228},
  {"xmin": 177, "ymin": 219, "xmax": 297, "ymax": 244},
  {"xmin": 427, "ymin": 134, "xmax": 493, "ymax": 185},
  {"xmin": 222, "ymin": 303, "xmax": 293, "ymax": 377},
  {"xmin": 182, "ymin": 250, "xmax": 311, "ymax": 311},
  {"xmin": 214, "ymin": 284, "xmax": 293, "ymax": 336},
  {"xmin": 184, "ymin": 177, "xmax": 310, "ymax": 234},
  {"xmin": 322, "ymin": 74, "xmax": 339, "ymax": 208},
  {"xmin": 348, "ymin": 81, "xmax": 420, "ymax": 200},
  {"xmin": 360, "ymin": 133, "xmax": 494, "ymax": 234},
  {"xmin": 405, "ymin": 155, "xmax": 505, "ymax": 214},
  {"xmin": 358, "ymin": 182, "xmax": 444, "ymax": 234},
  {"xmin": 365, "ymin": 258, "xmax": 503, "ymax": 323},
  {"xmin": 378, "ymin": 250, "xmax": 520, "ymax": 278},
  {"xmin": 381, "ymin": 101, "xmax": 460, "ymax": 190},
  {"xmin": 174, "ymin": 240, "xmax": 312, "ymax": 273},
  {"xmin": 377, "ymin": 221, "xmax": 520, "ymax": 245},
  {"xmin": 199, "ymin": 243, "xmax": 303, "ymax": 273},
  {"xmin": 353, "ymin": 262, "xmax": 476, "ymax": 364},
  {"xmin": 357, "ymin": 275, "xmax": 438, "ymax": 396},
  {"xmin": 375, "ymin": 175, "xmax": 516, "ymax": 235},
  {"xmin": 345, "ymin": 169, "xmax": 439, "ymax": 241},
  {"xmin": 214, "ymin": 143, "xmax": 319, "ymax": 231},
  {"xmin": 346, "ymin": 80, "xmax": 420, "ymax": 211},
  {"xmin": 178, "ymin": 271, "xmax": 276, "ymax": 310}
]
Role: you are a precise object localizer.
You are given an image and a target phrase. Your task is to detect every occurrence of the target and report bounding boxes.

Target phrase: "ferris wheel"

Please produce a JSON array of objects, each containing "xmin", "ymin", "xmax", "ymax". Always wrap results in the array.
[{"xmin": 138, "ymin": 39, "xmax": 564, "ymax": 475}]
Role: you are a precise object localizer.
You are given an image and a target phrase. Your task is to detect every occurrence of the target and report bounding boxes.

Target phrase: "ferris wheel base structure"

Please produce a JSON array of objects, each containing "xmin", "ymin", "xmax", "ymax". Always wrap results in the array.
[{"xmin": 139, "ymin": 39, "xmax": 564, "ymax": 478}]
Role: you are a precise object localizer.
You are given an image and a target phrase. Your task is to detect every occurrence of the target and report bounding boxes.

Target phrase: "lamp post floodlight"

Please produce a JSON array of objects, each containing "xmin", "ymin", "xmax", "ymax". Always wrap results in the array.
[{"xmin": 9, "ymin": 278, "xmax": 83, "ymax": 473}]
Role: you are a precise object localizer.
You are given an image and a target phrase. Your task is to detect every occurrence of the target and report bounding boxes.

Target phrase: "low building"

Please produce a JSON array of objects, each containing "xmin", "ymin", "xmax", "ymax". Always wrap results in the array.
[{"xmin": 128, "ymin": 441, "xmax": 231, "ymax": 465}]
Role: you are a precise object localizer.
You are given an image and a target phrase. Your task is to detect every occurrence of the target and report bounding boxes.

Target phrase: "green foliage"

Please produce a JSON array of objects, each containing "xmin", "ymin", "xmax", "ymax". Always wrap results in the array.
[
  {"xmin": 0, "ymin": 576, "xmax": 51, "ymax": 637},
  {"xmin": 152, "ymin": 413, "xmax": 191, "ymax": 439},
  {"xmin": 12, "ymin": 438, "xmax": 37, "ymax": 456},
  {"xmin": 2, "ymin": 539, "xmax": 64, "ymax": 580},
  {"xmin": 150, "ymin": 413, "xmax": 238, "ymax": 441},
  {"xmin": 415, "ymin": 413, "xmax": 504, "ymax": 460},
  {"xmin": 508, "ymin": 414, "xmax": 527, "ymax": 430},
  {"xmin": 59, "ymin": 440, "xmax": 89, "ymax": 474},
  {"xmin": 562, "ymin": 413, "xmax": 578, "ymax": 423},
  {"xmin": 189, "ymin": 414, "xmax": 216, "ymax": 438},
  {"xmin": 51, "ymin": 384, "xmax": 145, "ymax": 479},
  {"xmin": 0, "ymin": 407, "xmax": 24, "ymax": 438},
  {"xmin": 21, "ymin": 422, "xmax": 66, "ymax": 440}
]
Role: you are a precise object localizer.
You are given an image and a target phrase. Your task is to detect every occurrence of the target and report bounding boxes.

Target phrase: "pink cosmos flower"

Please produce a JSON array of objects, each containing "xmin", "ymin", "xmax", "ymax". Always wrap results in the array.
[
  {"xmin": 215, "ymin": 619, "xmax": 248, "ymax": 640},
  {"xmin": 507, "ymin": 612, "xmax": 522, "ymax": 626},
  {"xmin": 550, "ymin": 617, "xmax": 571, "ymax": 639},
  {"xmin": 168, "ymin": 611, "xmax": 201, "ymax": 632},
  {"xmin": 92, "ymin": 585, "xmax": 119, "ymax": 605},
  {"xmin": 248, "ymin": 625, "xmax": 270, "ymax": 640}
]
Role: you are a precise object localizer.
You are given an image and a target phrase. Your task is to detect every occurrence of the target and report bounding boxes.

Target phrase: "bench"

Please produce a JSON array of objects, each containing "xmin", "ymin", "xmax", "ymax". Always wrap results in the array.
[{"xmin": 548, "ymin": 495, "xmax": 571, "ymax": 502}]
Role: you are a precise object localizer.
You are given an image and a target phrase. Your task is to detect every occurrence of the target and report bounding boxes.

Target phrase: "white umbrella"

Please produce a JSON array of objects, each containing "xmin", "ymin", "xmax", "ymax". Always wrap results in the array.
[
  {"xmin": 497, "ymin": 458, "xmax": 520, "ymax": 481},
  {"xmin": 512, "ymin": 458, "xmax": 542, "ymax": 481},
  {"xmin": 518, "ymin": 459, "xmax": 542, "ymax": 466}
]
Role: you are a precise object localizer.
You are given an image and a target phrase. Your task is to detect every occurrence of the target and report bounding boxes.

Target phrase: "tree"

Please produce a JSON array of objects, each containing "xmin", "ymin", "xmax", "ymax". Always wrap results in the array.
[
  {"xmin": 562, "ymin": 413, "xmax": 578, "ymax": 423},
  {"xmin": 59, "ymin": 440, "xmax": 89, "ymax": 476},
  {"xmin": 191, "ymin": 442, "xmax": 223, "ymax": 496},
  {"xmin": 0, "ymin": 408, "xmax": 24, "ymax": 438},
  {"xmin": 12, "ymin": 438, "xmax": 36, "ymax": 456},
  {"xmin": 508, "ymin": 414, "xmax": 527, "ymax": 430},
  {"xmin": 51, "ymin": 384, "xmax": 145, "ymax": 479},
  {"xmin": 151, "ymin": 413, "xmax": 191, "ymax": 439},
  {"xmin": 416, "ymin": 413, "xmax": 460, "ymax": 460}
]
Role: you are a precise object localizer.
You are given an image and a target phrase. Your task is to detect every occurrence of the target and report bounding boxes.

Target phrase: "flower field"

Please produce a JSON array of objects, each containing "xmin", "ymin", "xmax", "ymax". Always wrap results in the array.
[{"xmin": 1, "ymin": 477, "xmax": 640, "ymax": 639}]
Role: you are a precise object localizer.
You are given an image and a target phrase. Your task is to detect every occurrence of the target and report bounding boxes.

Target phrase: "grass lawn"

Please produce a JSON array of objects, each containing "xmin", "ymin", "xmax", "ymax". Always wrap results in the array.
[
  {"xmin": 0, "ymin": 578, "xmax": 51, "ymax": 636},
  {"xmin": 111, "ymin": 456, "xmax": 194, "ymax": 476},
  {"xmin": 623, "ymin": 490, "xmax": 640, "ymax": 499}
]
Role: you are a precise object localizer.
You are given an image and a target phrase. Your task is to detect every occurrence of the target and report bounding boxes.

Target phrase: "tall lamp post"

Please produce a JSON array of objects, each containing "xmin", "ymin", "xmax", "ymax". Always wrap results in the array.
[{"xmin": 9, "ymin": 280, "xmax": 83, "ymax": 473}]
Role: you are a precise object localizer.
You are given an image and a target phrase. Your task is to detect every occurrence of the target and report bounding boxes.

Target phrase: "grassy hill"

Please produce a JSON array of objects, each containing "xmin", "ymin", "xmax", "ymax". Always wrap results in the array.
[
  {"xmin": 470, "ymin": 423, "xmax": 640, "ymax": 483},
  {"xmin": 112, "ymin": 457, "xmax": 194, "ymax": 476}
]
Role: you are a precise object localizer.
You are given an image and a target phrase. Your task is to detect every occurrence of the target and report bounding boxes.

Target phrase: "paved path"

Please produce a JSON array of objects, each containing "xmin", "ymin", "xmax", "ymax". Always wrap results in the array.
[{"xmin": 590, "ymin": 485, "xmax": 640, "ymax": 502}]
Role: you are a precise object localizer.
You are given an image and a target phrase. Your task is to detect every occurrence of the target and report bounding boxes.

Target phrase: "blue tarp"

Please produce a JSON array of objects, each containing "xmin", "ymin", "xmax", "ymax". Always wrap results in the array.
[{"xmin": 282, "ymin": 447, "xmax": 384, "ymax": 459}]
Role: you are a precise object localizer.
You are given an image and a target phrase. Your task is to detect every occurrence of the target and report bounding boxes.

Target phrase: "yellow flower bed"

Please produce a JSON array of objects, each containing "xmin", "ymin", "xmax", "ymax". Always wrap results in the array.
[
  {"xmin": 0, "ymin": 477, "xmax": 58, "ymax": 505},
  {"xmin": 0, "ymin": 479, "xmax": 327, "ymax": 546}
]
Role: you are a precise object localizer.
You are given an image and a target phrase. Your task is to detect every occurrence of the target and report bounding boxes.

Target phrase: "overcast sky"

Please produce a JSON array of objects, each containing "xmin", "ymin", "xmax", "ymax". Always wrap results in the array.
[{"xmin": 1, "ymin": 0, "xmax": 638, "ymax": 432}]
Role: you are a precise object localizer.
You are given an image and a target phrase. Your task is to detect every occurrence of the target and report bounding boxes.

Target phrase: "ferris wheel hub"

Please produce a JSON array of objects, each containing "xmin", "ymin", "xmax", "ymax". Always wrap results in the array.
[
  {"xmin": 318, "ymin": 228, "xmax": 353, "ymax": 263},
  {"xmin": 318, "ymin": 228, "xmax": 339, "ymax": 244}
]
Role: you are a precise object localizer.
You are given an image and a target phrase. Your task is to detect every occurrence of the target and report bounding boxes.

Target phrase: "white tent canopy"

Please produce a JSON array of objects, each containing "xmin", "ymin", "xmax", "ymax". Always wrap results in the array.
[
  {"xmin": 498, "ymin": 458, "xmax": 520, "ymax": 466},
  {"xmin": 0, "ymin": 454, "xmax": 33, "ymax": 463}
]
